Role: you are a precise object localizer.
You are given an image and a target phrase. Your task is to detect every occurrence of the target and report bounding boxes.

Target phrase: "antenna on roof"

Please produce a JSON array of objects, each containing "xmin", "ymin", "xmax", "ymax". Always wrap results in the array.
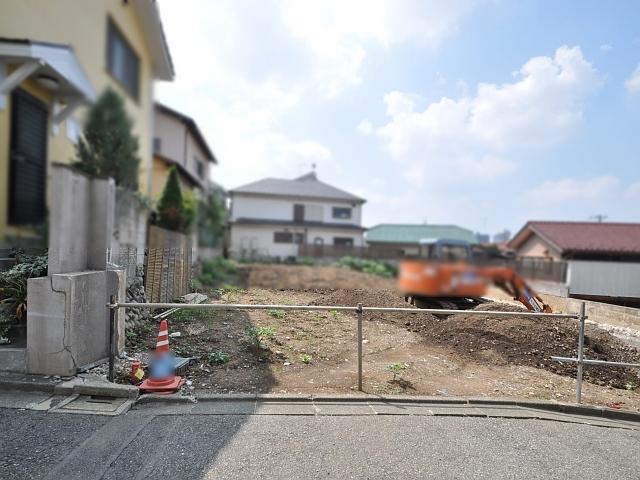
[{"xmin": 589, "ymin": 214, "xmax": 607, "ymax": 223}]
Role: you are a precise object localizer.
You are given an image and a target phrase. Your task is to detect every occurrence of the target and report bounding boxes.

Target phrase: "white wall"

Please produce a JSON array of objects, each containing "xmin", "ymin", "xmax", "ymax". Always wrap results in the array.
[
  {"xmin": 568, "ymin": 260, "xmax": 640, "ymax": 298},
  {"xmin": 154, "ymin": 108, "xmax": 210, "ymax": 186},
  {"xmin": 231, "ymin": 194, "xmax": 363, "ymax": 225},
  {"xmin": 229, "ymin": 224, "xmax": 364, "ymax": 260}
]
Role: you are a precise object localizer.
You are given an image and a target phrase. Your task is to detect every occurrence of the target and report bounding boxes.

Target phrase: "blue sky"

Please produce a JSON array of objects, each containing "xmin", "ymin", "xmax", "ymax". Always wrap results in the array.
[{"xmin": 156, "ymin": 0, "xmax": 640, "ymax": 236}]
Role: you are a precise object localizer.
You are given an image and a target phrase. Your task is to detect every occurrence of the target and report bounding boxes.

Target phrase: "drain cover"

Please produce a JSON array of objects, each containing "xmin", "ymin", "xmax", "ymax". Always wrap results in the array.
[{"xmin": 50, "ymin": 394, "xmax": 132, "ymax": 415}]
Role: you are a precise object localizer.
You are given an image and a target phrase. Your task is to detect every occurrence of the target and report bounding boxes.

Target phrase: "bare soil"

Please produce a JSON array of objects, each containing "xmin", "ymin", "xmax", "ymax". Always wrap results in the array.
[{"xmin": 125, "ymin": 264, "xmax": 640, "ymax": 410}]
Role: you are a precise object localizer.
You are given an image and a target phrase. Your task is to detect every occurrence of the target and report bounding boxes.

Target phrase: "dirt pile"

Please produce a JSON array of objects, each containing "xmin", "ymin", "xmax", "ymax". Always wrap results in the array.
[{"xmin": 396, "ymin": 302, "xmax": 640, "ymax": 389}]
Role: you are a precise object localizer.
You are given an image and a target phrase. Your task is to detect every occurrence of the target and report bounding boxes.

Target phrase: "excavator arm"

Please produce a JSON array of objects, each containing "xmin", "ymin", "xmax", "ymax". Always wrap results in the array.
[{"xmin": 481, "ymin": 267, "xmax": 552, "ymax": 313}]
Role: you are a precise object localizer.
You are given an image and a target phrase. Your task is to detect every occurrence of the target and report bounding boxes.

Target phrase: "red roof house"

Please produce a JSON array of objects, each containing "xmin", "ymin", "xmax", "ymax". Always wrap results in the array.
[{"xmin": 509, "ymin": 221, "xmax": 640, "ymax": 261}]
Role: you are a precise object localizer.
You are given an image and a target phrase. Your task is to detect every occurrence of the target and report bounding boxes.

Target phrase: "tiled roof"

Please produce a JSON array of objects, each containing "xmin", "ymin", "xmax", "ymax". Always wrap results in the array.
[
  {"xmin": 230, "ymin": 172, "xmax": 365, "ymax": 203},
  {"xmin": 509, "ymin": 221, "xmax": 640, "ymax": 254},
  {"xmin": 365, "ymin": 224, "xmax": 477, "ymax": 244}
]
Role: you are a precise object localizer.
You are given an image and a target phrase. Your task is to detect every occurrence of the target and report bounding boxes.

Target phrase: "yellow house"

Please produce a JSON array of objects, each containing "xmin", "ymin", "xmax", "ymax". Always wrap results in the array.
[
  {"xmin": 0, "ymin": 0, "xmax": 174, "ymax": 246},
  {"xmin": 152, "ymin": 102, "xmax": 217, "ymax": 200}
]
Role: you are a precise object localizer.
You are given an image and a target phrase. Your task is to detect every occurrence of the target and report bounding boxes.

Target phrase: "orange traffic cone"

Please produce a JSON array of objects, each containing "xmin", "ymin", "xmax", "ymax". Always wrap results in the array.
[{"xmin": 139, "ymin": 319, "xmax": 185, "ymax": 393}]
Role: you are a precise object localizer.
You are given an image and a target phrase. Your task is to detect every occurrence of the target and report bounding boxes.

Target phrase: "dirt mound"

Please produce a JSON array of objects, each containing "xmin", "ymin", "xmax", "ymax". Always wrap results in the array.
[{"xmin": 398, "ymin": 302, "xmax": 640, "ymax": 389}]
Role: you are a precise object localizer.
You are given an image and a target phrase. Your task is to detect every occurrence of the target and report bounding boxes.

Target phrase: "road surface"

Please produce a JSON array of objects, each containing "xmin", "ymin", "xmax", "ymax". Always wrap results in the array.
[{"xmin": 1, "ymin": 395, "xmax": 639, "ymax": 479}]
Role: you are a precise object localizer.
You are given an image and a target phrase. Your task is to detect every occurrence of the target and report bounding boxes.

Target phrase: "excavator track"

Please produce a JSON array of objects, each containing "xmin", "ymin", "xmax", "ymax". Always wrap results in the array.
[{"xmin": 406, "ymin": 296, "xmax": 486, "ymax": 312}]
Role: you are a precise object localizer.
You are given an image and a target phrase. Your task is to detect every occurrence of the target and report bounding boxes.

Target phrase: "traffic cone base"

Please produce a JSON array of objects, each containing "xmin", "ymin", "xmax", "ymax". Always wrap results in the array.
[
  {"xmin": 139, "ymin": 375, "xmax": 185, "ymax": 393},
  {"xmin": 138, "ymin": 319, "xmax": 185, "ymax": 394}
]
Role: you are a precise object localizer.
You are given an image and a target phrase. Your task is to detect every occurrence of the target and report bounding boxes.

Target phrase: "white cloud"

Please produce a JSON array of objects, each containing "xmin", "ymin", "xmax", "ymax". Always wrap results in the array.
[
  {"xmin": 155, "ymin": 0, "xmax": 478, "ymax": 189},
  {"xmin": 278, "ymin": 0, "xmax": 478, "ymax": 97},
  {"xmin": 376, "ymin": 46, "xmax": 602, "ymax": 186},
  {"xmin": 625, "ymin": 65, "xmax": 640, "ymax": 95},
  {"xmin": 626, "ymin": 181, "xmax": 640, "ymax": 199},
  {"xmin": 357, "ymin": 119, "xmax": 374, "ymax": 135},
  {"xmin": 524, "ymin": 176, "xmax": 619, "ymax": 204},
  {"xmin": 600, "ymin": 44, "xmax": 613, "ymax": 52}
]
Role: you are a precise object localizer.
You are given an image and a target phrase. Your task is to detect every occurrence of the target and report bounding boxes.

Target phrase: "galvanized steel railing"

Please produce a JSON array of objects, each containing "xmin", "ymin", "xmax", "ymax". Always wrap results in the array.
[{"xmin": 107, "ymin": 299, "xmax": 640, "ymax": 404}]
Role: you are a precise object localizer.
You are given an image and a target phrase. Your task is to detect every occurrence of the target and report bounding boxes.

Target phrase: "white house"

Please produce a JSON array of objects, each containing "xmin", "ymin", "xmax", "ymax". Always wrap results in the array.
[{"xmin": 228, "ymin": 172, "xmax": 366, "ymax": 260}]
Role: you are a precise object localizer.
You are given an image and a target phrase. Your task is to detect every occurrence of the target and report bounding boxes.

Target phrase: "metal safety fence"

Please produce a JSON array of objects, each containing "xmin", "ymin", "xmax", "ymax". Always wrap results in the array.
[{"xmin": 106, "ymin": 299, "xmax": 640, "ymax": 404}]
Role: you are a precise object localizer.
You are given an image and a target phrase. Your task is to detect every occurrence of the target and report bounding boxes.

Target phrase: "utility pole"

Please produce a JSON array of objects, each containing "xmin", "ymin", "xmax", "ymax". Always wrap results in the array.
[{"xmin": 589, "ymin": 214, "xmax": 607, "ymax": 223}]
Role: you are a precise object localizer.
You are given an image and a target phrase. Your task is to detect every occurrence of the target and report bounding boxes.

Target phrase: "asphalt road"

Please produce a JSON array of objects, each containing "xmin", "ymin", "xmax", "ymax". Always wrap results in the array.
[{"xmin": 2, "ymin": 402, "xmax": 640, "ymax": 480}]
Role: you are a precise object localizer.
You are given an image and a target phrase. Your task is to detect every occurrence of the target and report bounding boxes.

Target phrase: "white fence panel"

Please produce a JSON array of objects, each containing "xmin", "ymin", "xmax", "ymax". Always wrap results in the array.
[{"xmin": 568, "ymin": 260, "xmax": 640, "ymax": 298}]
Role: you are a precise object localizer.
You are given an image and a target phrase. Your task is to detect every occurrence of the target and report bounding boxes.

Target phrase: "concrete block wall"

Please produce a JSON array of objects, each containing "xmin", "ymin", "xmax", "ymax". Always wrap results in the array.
[
  {"xmin": 48, "ymin": 165, "xmax": 115, "ymax": 274},
  {"xmin": 26, "ymin": 270, "xmax": 124, "ymax": 376}
]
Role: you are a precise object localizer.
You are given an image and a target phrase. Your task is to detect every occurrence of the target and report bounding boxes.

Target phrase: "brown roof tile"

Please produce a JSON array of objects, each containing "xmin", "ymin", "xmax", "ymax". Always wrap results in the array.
[{"xmin": 510, "ymin": 221, "xmax": 640, "ymax": 254}]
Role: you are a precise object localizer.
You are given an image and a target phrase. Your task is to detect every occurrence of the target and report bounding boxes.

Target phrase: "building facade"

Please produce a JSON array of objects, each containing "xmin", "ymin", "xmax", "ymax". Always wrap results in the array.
[
  {"xmin": 228, "ymin": 172, "xmax": 366, "ymax": 260},
  {"xmin": 0, "ymin": 0, "xmax": 173, "ymax": 246},
  {"xmin": 509, "ymin": 221, "xmax": 640, "ymax": 303},
  {"xmin": 365, "ymin": 224, "xmax": 477, "ymax": 257},
  {"xmin": 152, "ymin": 103, "xmax": 216, "ymax": 200}
]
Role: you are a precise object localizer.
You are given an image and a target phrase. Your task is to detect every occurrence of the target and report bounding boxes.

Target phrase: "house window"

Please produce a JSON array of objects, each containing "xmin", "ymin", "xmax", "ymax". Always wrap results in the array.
[
  {"xmin": 106, "ymin": 19, "xmax": 140, "ymax": 99},
  {"xmin": 153, "ymin": 137, "xmax": 161, "ymax": 153},
  {"xmin": 195, "ymin": 157, "xmax": 204, "ymax": 178},
  {"xmin": 334, "ymin": 237, "xmax": 354, "ymax": 247},
  {"xmin": 332, "ymin": 207, "xmax": 352, "ymax": 219},
  {"xmin": 274, "ymin": 232, "xmax": 304, "ymax": 244},
  {"xmin": 293, "ymin": 204, "xmax": 305, "ymax": 222},
  {"xmin": 274, "ymin": 232, "xmax": 293, "ymax": 243}
]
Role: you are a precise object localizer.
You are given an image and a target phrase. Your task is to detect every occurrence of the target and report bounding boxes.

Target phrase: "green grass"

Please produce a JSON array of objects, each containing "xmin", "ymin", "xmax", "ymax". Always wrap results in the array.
[
  {"xmin": 301, "ymin": 353, "xmax": 313, "ymax": 364},
  {"xmin": 268, "ymin": 309, "xmax": 286, "ymax": 319},
  {"xmin": 386, "ymin": 362, "xmax": 408, "ymax": 381},
  {"xmin": 335, "ymin": 256, "xmax": 396, "ymax": 278},
  {"xmin": 209, "ymin": 351, "xmax": 231, "ymax": 365},
  {"xmin": 245, "ymin": 325, "xmax": 277, "ymax": 348}
]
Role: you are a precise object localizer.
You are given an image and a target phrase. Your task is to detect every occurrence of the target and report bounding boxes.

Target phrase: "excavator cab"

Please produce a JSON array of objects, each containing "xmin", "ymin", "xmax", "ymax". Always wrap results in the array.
[{"xmin": 416, "ymin": 238, "xmax": 472, "ymax": 262}]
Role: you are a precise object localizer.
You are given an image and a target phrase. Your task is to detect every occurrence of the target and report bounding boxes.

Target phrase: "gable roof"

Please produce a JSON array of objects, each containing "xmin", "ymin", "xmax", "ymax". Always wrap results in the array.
[
  {"xmin": 230, "ymin": 171, "xmax": 365, "ymax": 203},
  {"xmin": 155, "ymin": 102, "xmax": 217, "ymax": 163},
  {"xmin": 509, "ymin": 221, "xmax": 640, "ymax": 255},
  {"xmin": 366, "ymin": 224, "xmax": 477, "ymax": 244},
  {"xmin": 132, "ymin": 0, "xmax": 174, "ymax": 80}
]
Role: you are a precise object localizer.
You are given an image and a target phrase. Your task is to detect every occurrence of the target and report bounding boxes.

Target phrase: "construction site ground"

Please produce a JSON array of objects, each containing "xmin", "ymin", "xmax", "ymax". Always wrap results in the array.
[{"xmin": 125, "ymin": 264, "xmax": 640, "ymax": 410}]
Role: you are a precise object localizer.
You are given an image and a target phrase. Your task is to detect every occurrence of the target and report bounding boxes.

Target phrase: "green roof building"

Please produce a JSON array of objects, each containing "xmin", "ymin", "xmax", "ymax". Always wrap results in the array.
[{"xmin": 365, "ymin": 224, "xmax": 477, "ymax": 256}]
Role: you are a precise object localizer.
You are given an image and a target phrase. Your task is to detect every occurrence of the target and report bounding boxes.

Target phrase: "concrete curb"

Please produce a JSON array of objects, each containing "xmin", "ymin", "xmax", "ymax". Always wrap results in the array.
[
  {"xmin": 134, "ymin": 393, "xmax": 640, "ymax": 424},
  {"xmin": 136, "ymin": 393, "xmax": 197, "ymax": 405},
  {"xmin": 0, "ymin": 378, "xmax": 56, "ymax": 393},
  {"xmin": 54, "ymin": 382, "xmax": 139, "ymax": 400},
  {"xmin": 0, "ymin": 375, "xmax": 138, "ymax": 399}
]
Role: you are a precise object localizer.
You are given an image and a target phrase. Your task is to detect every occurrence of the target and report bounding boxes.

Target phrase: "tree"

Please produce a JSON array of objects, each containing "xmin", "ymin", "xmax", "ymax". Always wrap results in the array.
[
  {"xmin": 198, "ymin": 189, "xmax": 226, "ymax": 246},
  {"xmin": 157, "ymin": 166, "xmax": 194, "ymax": 233},
  {"xmin": 73, "ymin": 87, "xmax": 140, "ymax": 190}
]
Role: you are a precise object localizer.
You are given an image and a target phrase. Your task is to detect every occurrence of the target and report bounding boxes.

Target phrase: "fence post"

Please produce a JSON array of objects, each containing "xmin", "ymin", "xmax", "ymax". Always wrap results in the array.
[
  {"xmin": 108, "ymin": 295, "xmax": 116, "ymax": 383},
  {"xmin": 575, "ymin": 301, "xmax": 586, "ymax": 404},
  {"xmin": 357, "ymin": 302, "xmax": 363, "ymax": 391}
]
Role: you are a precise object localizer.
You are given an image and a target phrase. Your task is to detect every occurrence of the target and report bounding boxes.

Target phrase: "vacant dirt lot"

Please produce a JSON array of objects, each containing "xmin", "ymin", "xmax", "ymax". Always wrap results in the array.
[{"xmin": 126, "ymin": 264, "xmax": 640, "ymax": 409}]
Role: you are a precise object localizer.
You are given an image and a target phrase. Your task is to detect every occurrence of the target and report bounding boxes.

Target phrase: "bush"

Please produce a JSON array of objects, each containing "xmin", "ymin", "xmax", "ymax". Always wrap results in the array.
[
  {"xmin": 300, "ymin": 256, "xmax": 315, "ymax": 266},
  {"xmin": 156, "ymin": 166, "xmax": 195, "ymax": 233},
  {"xmin": 198, "ymin": 257, "xmax": 239, "ymax": 287},
  {"xmin": 0, "ymin": 255, "xmax": 48, "ymax": 337},
  {"xmin": 335, "ymin": 256, "xmax": 396, "ymax": 278}
]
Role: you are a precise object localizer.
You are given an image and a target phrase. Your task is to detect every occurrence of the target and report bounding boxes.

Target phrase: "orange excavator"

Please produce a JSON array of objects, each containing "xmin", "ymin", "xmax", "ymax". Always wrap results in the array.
[{"xmin": 398, "ymin": 239, "xmax": 552, "ymax": 313}]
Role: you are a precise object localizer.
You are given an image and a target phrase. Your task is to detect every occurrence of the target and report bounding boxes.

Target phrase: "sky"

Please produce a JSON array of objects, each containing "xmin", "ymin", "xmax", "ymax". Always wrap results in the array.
[{"xmin": 156, "ymin": 0, "xmax": 640, "ymax": 236}]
